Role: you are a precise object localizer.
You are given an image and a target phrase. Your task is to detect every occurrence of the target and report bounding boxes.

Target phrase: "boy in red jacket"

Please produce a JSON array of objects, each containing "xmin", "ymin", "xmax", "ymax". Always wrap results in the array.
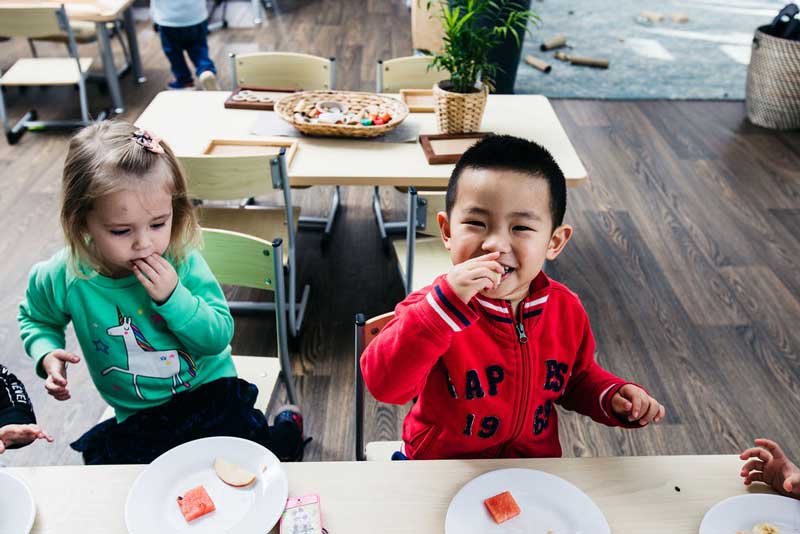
[{"xmin": 361, "ymin": 135, "xmax": 665, "ymax": 459}]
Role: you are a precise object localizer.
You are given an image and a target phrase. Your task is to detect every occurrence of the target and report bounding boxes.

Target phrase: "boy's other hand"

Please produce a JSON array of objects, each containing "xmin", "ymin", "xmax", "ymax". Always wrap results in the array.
[
  {"xmin": 740, "ymin": 438, "xmax": 800, "ymax": 497},
  {"xmin": 446, "ymin": 252, "xmax": 504, "ymax": 305},
  {"xmin": 0, "ymin": 424, "xmax": 54, "ymax": 453},
  {"xmin": 41, "ymin": 349, "xmax": 80, "ymax": 401},
  {"xmin": 611, "ymin": 384, "xmax": 665, "ymax": 426},
  {"xmin": 133, "ymin": 254, "xmax": 178, "ymax": 305}
]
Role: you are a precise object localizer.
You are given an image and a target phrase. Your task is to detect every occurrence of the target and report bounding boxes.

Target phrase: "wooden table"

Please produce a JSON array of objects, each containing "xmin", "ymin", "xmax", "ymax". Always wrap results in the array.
[
  {"xmin": 8, "ymin": 455, "xmax": 765, "ymax": 533},
  {"xmin": 135, "ymin": 91, "xmax": 588, "ymax": 188},
  {"xmin": 1, "ymin": 0, "xmax": 146, "ymax": 113}
]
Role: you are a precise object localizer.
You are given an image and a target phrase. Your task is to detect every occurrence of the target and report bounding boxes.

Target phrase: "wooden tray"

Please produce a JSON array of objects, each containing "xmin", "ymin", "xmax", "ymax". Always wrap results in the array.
[
  {"xmin": 419, "ymin": 133, "xmax": 491, "ymax": 164},
  {"xmin": 400, "ymin": 89, "xmax": 435, "ymax": 112},
  {"xmin": 224, "ymin": 87, "xmax": 299, "ymax": 111},
  {"xmin": 202, "ymin": 138, "xmax": 298, "ymax": 165}
]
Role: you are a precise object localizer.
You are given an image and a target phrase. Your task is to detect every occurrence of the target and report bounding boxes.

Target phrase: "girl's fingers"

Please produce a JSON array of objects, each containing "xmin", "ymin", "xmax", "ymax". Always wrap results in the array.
[
  {"xmin": 142, "ymin": 254, "xmax": 166, "ymax": 275},
  {"xmin": 133, "ymin": 260, "xmax": 158, "ymax": 282},
  {"xmin": 132, "ymin": 265, "xmax": 155, "ymax": 288}
]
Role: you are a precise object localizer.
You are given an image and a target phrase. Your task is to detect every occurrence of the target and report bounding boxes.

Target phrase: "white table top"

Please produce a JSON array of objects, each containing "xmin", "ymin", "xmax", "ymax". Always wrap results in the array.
[
  {"xmin": 0, "ymin": 0, "xmax": 134, "ymax": 21},
  {"xmin": 7, "ymin": 454, "xmax": 766, "ymax": 533},
  {"xmin": 135, "ymin": 91, "xmax": 588, "ymax": 188}
]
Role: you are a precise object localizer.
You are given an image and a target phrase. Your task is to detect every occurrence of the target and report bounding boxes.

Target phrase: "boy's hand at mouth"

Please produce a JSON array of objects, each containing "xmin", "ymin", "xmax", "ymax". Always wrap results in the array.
[
  {"xmin": 133, "ymin": 254, "xmax": 179, "ymax": 305},
  {"xmin": 447, "ymin": 252, "xmax": 505, "ymax": 305}
]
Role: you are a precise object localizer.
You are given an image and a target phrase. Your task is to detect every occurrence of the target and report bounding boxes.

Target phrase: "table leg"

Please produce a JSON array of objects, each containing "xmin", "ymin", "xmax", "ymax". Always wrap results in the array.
[
  {"xmin": 123, "ymin": 7, "xmax": 146, "ymax": 83},
  {"xmin": 251, "ymin": 0, "xmax": 263, "ymax": 25},
  {"xmin": 96, "ymin": 21, "xmax": 125, "ymax": 114}
]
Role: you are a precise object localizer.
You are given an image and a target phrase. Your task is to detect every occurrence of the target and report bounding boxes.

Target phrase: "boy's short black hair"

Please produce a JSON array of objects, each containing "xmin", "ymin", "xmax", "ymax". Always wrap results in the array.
[{"xmin": 445, "ymin": 135, "xmax": 567, "ymax": 229}]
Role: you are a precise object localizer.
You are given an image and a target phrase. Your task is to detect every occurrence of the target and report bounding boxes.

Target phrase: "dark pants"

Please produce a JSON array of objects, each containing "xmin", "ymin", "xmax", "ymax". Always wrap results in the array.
[
  {"xmin": 157, "ymin": 20, "xmax": 216, "ymax": 84},
  {"xmin": 71, "ymin": 378, "xmax": 279, "ymax": 464}
]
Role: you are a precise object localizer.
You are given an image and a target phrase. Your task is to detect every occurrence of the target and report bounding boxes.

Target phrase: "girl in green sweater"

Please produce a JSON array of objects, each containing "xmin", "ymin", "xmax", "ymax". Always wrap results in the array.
[{"xmin": 18, "ymin": 121, "xmax": 306, "ymax": 464}]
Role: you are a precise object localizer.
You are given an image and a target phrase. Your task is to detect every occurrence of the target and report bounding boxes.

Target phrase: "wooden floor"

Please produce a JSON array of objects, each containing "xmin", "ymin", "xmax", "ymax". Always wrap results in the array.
[{"xmin": 1, "ymin": 1, "xmax": 799, "ymax": 467}]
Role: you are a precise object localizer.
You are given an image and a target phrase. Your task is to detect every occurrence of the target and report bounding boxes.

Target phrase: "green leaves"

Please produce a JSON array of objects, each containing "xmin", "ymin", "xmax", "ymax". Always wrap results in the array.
[{"xmin": 427, "ymin": 0, "xmax": 539, "ymax": 93}]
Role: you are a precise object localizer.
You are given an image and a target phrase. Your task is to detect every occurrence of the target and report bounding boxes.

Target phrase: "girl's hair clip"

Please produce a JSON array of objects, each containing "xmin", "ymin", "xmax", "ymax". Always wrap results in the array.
[{"xmin": 131, "ymin": 129, "xmax": 165, "ymax": 154}]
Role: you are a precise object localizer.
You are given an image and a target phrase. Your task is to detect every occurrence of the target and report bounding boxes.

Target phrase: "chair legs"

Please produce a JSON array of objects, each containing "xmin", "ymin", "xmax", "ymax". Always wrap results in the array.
[
  {"xmin": 273, "ymin": 241, "xmax": 298, "ymax": 406},
  {"xmin": 372, "ymin": 186, "xmax": 415, "ymax": 252},
  {"xmin": 1, "ymin": 79, "xmax": 106, "ymax": 145},
  {"xmin": 298, "ymin": 185, "xmax": 341, "ymax": 243}
]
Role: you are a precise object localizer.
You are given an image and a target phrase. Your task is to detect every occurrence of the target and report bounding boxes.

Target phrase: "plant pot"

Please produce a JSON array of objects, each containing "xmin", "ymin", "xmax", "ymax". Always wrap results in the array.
[{"xmin": 432, "ymin": 81, "xmax": 488, "ymax": 134}]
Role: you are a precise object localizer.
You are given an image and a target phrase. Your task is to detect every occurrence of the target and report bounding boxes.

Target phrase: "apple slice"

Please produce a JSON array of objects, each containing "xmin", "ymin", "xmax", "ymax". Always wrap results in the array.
[{"xmin": 214, "ymin": 457, "xmax": 256, "ymax": 487}]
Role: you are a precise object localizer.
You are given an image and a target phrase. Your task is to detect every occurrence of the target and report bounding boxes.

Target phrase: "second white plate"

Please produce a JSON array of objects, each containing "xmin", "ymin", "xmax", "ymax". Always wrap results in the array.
[
  {"xmin": 445, "ymin": 468, "xmax": 610, "ymax": 534},
  {"xmin": 699, "ymin": 493, "xmax": 800, "ymax": 534}
]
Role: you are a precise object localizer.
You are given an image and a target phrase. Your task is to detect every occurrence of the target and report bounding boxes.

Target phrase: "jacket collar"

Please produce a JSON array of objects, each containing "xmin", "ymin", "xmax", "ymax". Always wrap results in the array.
[{"xmin": 471, "ymin": 271, "xmax": 551, "ymax": 323}]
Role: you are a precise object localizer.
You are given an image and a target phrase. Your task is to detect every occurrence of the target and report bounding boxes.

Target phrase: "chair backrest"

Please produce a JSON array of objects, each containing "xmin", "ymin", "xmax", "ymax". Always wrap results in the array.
[
  {"xmin": 0, "ymin": 5, "xmax": 67, "ymax": 38},
  {"xmin": 376, "ymin": 55, "xmax": 449, "ymax": 93},
  {"xmin": 200, "ymin": 228, "xmax": 281, "ymax": 292},
  {"xmin": 179, "ymin": 150, "xmax": 286, "ymax": 201},
  {"xmin": 417, "ymin": 190, "xmax": 446, "ymax": 237},
  {"xmin": 230, "ymin": 52, "xmax": 335, "ymax": 91},
  {"xmin": 354, "ymin": 311, "xmax": 395, "ymax": 461}
]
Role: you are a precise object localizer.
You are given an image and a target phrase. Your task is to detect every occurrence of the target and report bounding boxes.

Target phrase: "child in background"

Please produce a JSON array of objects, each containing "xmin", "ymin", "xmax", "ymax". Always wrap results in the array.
[
  {"xmin": 0, "ymin": 363, "xmax": 52, "ymax": 454},
  {"xmin": 151, "ymin": 0, "xmax": 220, "ymax": 90},
  {"xmin": 361, "ymin": 135, "xmax": 665, "ymax": 460},
  {"xmin": 740, "ymin": 439, "xmax": 800, "ymax": 498},
  {"xmin": 18, "ymin": 121, "xmax": 305, "ymax": 464}
]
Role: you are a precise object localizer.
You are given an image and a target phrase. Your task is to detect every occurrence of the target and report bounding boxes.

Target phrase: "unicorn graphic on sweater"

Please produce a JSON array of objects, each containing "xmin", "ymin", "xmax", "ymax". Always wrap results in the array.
[{"xmin": 101, "ymin": 308, "xmax": 197, "ymax": 400}]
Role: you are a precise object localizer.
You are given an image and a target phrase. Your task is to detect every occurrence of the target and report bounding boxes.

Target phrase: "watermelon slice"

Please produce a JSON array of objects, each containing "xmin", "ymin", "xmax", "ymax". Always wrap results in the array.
[
  {"xmin": 177, "ymin": 485, "xmax": 216, "ymax": 522},
  {"xmin": 484, "ymin": 491, "xmax": 521, "ymax": 524}
]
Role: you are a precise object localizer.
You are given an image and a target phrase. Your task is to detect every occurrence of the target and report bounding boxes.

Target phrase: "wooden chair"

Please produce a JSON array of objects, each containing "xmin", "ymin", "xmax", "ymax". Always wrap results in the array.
[
  {"xmin": 375, "ymin": 55, "xmax": 448, "ymax": 93},
  {"xmin": 391, "ymin": 189, "xmax": 450, "ymax": 295},
  {"xmin": 228, "ymin": 51, "xmax": 340, "ymax": 242},
  {"xmin": 100, "ymin": 228, "xmax": 296, "ymax": 420},
  {"xmin": 179, "ymin": 148, "xmax": 310, "ymax": 342},
  {"xmin": 355, "ymin": 312, "xmax": 403, "ymax": 461},
  {"xmin": 0, "ymin": 5, "xmax": 107, "ymax": 145},
  {"xmin": 373, "ymin": 55, "xmax": 449, "ymax": 250}
]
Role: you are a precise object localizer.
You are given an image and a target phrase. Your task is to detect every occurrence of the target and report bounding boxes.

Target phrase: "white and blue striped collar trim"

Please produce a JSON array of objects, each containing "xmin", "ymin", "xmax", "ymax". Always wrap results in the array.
[
  {"xmin": 524, "ymin": 295, "xmax": 549, "ymax": 308},
  {"xmin": 475, "ymin": 298, "xmax": 508, "ymax": 314}
]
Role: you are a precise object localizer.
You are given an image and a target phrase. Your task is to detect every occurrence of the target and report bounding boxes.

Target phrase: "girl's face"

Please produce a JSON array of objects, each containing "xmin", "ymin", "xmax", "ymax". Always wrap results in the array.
[{"xmin": 85, "ymin": 183, "xmax": 173, "ymax": 278}]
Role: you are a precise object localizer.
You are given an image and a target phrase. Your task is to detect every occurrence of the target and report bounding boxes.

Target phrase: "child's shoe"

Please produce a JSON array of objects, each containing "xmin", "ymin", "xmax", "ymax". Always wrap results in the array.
[
  {"xmin": 270, "ymin": 404, "xmax": 311, "ymax": 462},
  {"xmin": 167, "ymin": 79, "xmax": 195, "ymax": 90},
  {"xmin": 198, "ymin": 70, "xmax": 220, "ymax": 91}
]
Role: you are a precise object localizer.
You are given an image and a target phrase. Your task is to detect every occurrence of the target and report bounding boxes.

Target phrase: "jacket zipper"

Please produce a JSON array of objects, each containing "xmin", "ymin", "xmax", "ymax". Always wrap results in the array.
[{"xmin": 499, "ymin": 300, "xmax": 530, "ymax": 455}]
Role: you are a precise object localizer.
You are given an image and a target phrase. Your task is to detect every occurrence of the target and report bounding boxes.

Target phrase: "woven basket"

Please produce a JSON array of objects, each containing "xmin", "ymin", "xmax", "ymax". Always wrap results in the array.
[
  {"xmin": 746, "ymin": 26, "xmax": 800, "ymax": 130},
  {"xmin": 274, "ymin": 90, "xmax": 409, "ymax": 138},
  {"xmin": 432, "ymin": 81, "xmax": 488, "ymax": 134}
]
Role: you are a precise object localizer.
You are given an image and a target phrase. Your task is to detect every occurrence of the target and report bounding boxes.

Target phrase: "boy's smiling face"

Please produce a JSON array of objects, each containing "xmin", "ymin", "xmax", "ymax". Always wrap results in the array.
[{"xmin": 438, "ymin": 167, "xmax": 572, "ymax": 310}]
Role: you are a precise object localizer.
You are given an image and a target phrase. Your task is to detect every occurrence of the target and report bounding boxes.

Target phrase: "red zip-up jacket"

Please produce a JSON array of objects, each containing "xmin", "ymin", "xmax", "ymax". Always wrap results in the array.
[{"xmin": 361, "ymin": 272, "xmax": 639, "ymax": 459}]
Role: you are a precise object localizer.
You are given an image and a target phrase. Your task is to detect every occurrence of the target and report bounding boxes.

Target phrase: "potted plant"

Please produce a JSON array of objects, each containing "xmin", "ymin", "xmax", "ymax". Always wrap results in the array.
[{"xmin": 427, "ymin": 0, "xmax": 538, "ymax": 133}]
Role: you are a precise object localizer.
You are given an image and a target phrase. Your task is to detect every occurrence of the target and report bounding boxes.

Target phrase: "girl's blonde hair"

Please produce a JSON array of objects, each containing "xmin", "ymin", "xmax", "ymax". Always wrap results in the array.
[{"xmin": 61, "ymin": 120, "xmax": 199, "ymax": 275}]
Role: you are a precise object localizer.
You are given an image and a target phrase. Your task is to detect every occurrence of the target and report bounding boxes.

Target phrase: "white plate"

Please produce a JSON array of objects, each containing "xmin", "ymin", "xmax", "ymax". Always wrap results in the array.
[
  {"xmin": 699, "ymin": 493, "xmax": 800, "ymax": 534},
  {"xmin": 125, "ymin": 436, "xmax": 288, "ymax": 534},
  {"xmin": 0, "ymin": 471, "xmax": 36, "ymax": 534},
  {"xmin": 445, "ymin": 468, "xmax": 610, "ymax": 534}
]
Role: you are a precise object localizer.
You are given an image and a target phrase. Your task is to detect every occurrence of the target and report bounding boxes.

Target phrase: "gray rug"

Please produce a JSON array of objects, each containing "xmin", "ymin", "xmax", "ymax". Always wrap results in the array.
[{"xmin": 515, "ymin": 0, "xmax": 788, "ymax": 99}]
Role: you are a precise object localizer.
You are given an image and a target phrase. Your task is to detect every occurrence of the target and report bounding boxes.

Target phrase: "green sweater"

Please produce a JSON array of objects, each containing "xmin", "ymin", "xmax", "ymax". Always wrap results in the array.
[{"xmin": 18, "ymin": 249, "xmax": 237, "ymax": 422}]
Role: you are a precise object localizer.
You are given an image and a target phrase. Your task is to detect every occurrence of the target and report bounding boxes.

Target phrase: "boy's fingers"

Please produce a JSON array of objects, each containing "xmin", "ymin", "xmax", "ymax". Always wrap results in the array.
[
  {"xmin": 654, "ymin": 404, "xmax": 666, "ymax": 423},
  {"xmin": 629, "ymin": 391, "xmax": 643, "ymax": 420},
  {"xmin": 740, "ymin": 459, "xmax": 764, "ymax": 475},
  {"xmin": 754, "ymin": 438, "xmax": 785, "ymax": 459},
  {"xmin": 640, "ymin": 400, "xmax": 660, "ymax": 425},
  {"xmin": 0, "ymin": 440, "xmax": 5, "ymax": 454},
  {"xmin": 784, "ymin": 473, "xmax": 800, "ymax": 493},
  {"xmin": 744, "ymin": 471, "xmax": 763, "ymax": 485},
  {"xmin": 740, "ymin": 447, "xmax": 773, "ymax": 464}
]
